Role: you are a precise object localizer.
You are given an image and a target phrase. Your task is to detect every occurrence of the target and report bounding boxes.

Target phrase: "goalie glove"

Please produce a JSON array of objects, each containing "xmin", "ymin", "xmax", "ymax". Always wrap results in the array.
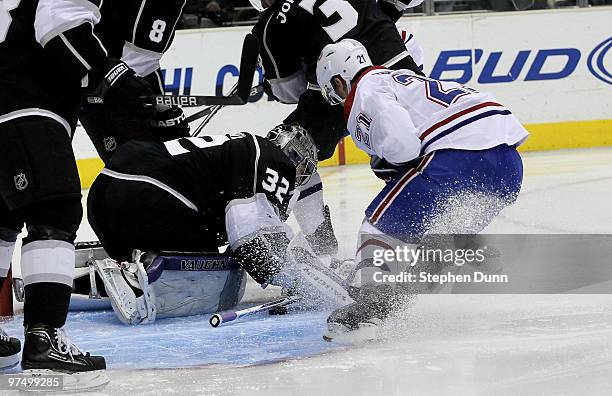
[
  {"xmin": 94, "ymin": 58, "xmax": 156, "ymax": 119},
  {"xmin": 232, "ymin": 233, "xmax": 290, "ymax": 285}
]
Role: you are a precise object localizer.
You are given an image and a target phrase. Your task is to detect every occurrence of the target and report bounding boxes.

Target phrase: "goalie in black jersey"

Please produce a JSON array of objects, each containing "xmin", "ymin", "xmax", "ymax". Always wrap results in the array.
[
  {"xmin": 249, "ymin": 0, "xmax": 425, "ymax": 259},
  {"xmin": 84, "ymin": 125, "xmax": 351, "ymax": 325}
]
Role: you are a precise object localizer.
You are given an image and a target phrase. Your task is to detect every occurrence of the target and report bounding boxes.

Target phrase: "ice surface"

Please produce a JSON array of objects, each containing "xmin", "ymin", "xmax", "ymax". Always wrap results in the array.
[{"xmin": 2, "ymin": 147, "xmax": 612, "ymax": 395}]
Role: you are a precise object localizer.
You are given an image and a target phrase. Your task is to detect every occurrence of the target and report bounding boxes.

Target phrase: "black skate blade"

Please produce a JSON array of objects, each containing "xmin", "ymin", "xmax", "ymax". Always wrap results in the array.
[{"xmin": 20, "ymin": 369, "xmax": 109, "ymax": 392}]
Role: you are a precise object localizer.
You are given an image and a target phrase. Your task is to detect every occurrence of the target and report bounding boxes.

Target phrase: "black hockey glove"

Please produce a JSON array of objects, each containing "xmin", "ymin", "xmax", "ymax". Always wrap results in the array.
[
  {"xmin": 150, "ymin": 105, "xmax": 190, "ymax": 141},
  {"xmin": 370, "ymin": 155, "xmax": 409, "ymax": 182},
  {"xmin": 94, "ymin": 58, "xmax": 156, "ymax": 118},
  {"xmin": 232, "ymin": 233, "xmax": 290, "ymax": 285}
]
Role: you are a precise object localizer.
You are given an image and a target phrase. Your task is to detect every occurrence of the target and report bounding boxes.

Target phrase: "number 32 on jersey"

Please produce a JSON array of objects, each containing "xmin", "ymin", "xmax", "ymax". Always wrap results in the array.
[{"xmin": 261, "ymin": 168, "xmax": 290, "ymax": 203}]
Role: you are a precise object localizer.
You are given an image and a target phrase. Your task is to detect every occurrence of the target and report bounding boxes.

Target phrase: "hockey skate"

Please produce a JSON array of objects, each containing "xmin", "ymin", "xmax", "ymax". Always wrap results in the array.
[
  {"xmin": 323, "ymin": 285, "xmax": 397, "ymax": 343},
  {"xmin": 21, "ymin": 324, "xmax": 108, "ymax": 391},
  {"xmin": 93, "ymin": 250, "xmax": 156, "ymax": 325},
  {"xmin": 0, "ymin": 327, "xmax": 20, "ymax": 369}
]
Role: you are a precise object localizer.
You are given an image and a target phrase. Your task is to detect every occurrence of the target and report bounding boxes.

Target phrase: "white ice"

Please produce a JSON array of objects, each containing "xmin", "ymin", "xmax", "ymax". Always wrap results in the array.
[{"xmin": 2, "ymin": 147, "xmax": 612, "ymax": 395}]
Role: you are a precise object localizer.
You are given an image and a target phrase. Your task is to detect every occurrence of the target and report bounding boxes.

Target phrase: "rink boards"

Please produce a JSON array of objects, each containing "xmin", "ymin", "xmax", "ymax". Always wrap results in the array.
[{"xmin": 73, "ymin": 7, "xmax": 612, "ymax": 186}]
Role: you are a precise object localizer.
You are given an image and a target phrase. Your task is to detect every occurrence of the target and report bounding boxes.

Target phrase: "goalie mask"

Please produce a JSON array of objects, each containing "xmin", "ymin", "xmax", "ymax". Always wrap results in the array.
[{"xmin": 267, "ymin": 124, "xmax": 318, "ymax": 187}]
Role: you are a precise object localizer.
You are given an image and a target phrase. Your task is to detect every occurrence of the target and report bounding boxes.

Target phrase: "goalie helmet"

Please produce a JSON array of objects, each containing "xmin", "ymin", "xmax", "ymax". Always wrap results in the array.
[
  {"xmin": 267, "ymin": 124, "xmax": 318, "ymax": 187},
  {"xmin": 316, "ymin": 39, "xmax": 373, "ymax": 105}
]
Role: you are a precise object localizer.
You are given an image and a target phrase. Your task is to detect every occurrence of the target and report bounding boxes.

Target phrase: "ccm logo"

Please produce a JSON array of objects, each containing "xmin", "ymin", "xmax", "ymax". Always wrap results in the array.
[{"xmin": 156, "ymin": 96, "xmax": 198, "ymax": 106}]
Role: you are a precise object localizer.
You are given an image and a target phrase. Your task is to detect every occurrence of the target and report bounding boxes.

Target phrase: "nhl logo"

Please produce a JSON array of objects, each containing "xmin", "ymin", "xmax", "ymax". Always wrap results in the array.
[
  {"xmin": 14, "ymin": 173, "xmax": 28, "ymax": 191},
  {"xmin": 103, "ymin": 136, "xmax": 117, "ymax": 152}
]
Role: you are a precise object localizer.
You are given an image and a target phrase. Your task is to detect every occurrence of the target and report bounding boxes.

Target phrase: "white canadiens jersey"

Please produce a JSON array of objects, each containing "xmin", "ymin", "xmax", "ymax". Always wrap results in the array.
[{"xmin": 344, "ymin": 67, "xmax": 529, "ymax": 164}]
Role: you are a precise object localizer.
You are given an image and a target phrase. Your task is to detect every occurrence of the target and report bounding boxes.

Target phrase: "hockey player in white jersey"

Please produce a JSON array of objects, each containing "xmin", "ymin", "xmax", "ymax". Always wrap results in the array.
[{"xmin": 316, "ymin": 39, "xmax": 529, "ymax": 341}]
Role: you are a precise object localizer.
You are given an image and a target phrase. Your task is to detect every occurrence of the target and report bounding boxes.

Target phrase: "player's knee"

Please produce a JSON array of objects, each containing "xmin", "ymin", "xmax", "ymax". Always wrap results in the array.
[{"xmin": 22, "ymin": 197, "xmax": 83, "ymax": 245}]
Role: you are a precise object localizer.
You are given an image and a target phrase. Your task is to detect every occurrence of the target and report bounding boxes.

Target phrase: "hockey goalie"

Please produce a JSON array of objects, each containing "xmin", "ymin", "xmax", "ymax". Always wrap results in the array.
[{"xmin": 71, "ymin": 125, "xmax": 353, "ymax": 325}]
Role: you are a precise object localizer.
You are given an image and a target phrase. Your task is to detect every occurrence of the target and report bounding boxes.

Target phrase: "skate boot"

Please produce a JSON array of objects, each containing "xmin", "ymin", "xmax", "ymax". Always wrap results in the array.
[
  {"xmin": 323, "ymin": 285, "xmax": 397, "ymax": 343},
  {"xmin": 21, "ymin": 324, "xmax": 109, "ymax": 391},
  {"xmin": 0, "ymin": 327, "xmax": 20, "ymax": 369}
]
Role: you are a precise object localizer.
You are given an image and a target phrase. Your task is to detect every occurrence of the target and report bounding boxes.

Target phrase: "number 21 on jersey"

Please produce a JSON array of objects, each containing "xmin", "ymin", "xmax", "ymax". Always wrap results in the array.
[{"xmin": 0, "ymin": 0, "xmax": 21, "ymax": 43}]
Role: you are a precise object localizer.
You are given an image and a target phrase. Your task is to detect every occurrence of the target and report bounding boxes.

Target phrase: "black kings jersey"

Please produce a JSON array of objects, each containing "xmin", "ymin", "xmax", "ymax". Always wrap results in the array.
[
  {"xmin": 103, "ymin": 133, "xmax": 296, "ymax": 246},
  {"xmin": 252, "ymin": 0, "xmax": 408, "ymax": 101},
  {"xmin": 94, "ymin": 0, "xmax": 185, "ymax": 83}
]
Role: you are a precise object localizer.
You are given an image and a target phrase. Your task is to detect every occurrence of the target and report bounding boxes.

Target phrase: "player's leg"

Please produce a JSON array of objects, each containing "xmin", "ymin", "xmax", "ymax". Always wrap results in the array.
[
  {"xmin": 284, "ymin": 90, "xmax": 344, "ymax": 254},
  {"xmin": 325, "ymin": 146, "xmax": 524, "ymax": 340},
  {"xmin": 0, "ymin": 117, "xmax": 107, "ymax": 385},
  {"xmin": 0, "ymin": 199, "xmax": 22, "ymax": 369}
]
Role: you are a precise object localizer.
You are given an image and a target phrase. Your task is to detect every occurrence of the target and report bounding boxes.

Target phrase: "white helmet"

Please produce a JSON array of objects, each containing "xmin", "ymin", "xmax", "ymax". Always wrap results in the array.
[{"xmin": 316, "ymin": 39, "xmax": 373, "ymax": 105}]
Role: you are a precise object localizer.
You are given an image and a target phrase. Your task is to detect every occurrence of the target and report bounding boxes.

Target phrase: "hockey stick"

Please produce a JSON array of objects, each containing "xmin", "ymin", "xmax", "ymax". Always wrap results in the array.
[
  {"xmin": 209, "ymin": 295, "xmax": 301, "ymax": 328},
  {"xmin": 86, "ymin": 34, "xmax": 260, "ymax": 108},
  {"xmin": 188, "ymin": 84, "xmax": 264, "ymax": 136}
]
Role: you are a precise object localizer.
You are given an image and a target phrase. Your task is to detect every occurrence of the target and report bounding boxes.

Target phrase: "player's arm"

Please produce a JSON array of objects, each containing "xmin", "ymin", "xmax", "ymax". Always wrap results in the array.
[
  {"xmin": 34, "ymin": 0, "xmax": 107, "ymax": 85},
  {"xmin": 226, "ymin": 194, "xmax": 294, "ymax": 284},
  {"xmin": 121, "ymin": 0, "xmax": 186, "ymax": 85},
  {"xmin": 252, "ymin": 16, "xmax": 307, "ymax": 104},
  {"xmin": 359, "ymin": 79, "xmax": 421, "ymax": 164},
  {"xmin": 225, "ymin": 138, "xmax": 298, "ymax": 284},
  {"xmin": 378, "ymin": 0, "xmax": 425, "ymax": 22},
  {"xmin": 35, "ymin": 0, "xmax": 155, "ymax": 116}
]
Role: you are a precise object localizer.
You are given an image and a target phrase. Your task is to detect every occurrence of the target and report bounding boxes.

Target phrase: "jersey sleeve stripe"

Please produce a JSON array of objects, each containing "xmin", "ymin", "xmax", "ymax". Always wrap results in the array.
[
  {"xmin": 250, "ymin": 134, "xmax": 261, "ymax": 194},
  {"xmin": 420, "ymin": 101, "xmax": 505, "ymax": 140},
  {"xmin": 262, "ymin": 17, "xmax": 281, "ymax": 79},
  {"xmin": 131, "ymin": 0, "xmax": 148, "ymax": 44},
  {"xmin": 100, "ymin": 168, "xmax": 199, "ymax": 212},
  {"xmin": 162, "ymin": 0, "xmax": 187, "ymax": 53},
  {"xmin": 59, "ymin": 32, "xmax": 92, "ymax": 70}
]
